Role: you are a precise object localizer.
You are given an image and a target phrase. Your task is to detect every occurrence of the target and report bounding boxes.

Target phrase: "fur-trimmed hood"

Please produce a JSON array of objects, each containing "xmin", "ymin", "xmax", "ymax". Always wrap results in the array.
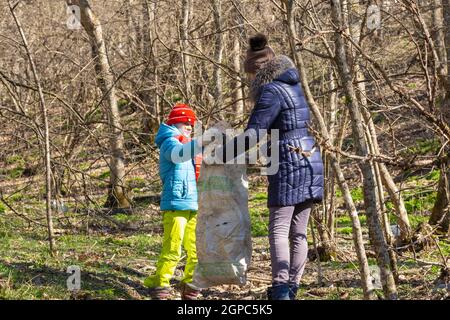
[{"xmin": 250, "ymin": 55, "xmax": 298, "ymax": 101}]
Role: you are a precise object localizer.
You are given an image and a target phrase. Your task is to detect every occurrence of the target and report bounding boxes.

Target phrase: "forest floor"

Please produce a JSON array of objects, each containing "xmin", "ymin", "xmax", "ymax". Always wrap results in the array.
[
  {"xmin": 0, "ymin": 179, "xmax": 449, "ymax": 300},
  {"xmin": 0, "ymin": 115, "xmax": 449, "ymax": 300}
]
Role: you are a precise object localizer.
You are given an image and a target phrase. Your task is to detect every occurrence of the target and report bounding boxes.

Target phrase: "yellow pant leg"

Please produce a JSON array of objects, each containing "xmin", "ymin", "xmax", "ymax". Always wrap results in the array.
[
  {"xmin": 181, "ymin": 211, "xmax": 198, "ymax": 285},
  {"xmin": 144, "ymin": 211, "xmax": 190, "ymax": 288}
]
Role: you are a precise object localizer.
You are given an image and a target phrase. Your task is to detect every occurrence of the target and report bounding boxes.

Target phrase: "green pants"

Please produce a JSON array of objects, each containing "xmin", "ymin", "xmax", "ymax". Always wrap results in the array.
[{"xmin": 144, "ymin": 210, "xmax": 198, "ymax": 288}]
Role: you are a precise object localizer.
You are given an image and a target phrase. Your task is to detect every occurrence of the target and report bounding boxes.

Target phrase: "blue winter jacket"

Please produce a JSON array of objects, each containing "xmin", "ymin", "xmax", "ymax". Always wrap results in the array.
[
  {"xmin": 155, "ymin": 123, "xmax": 202, "ymax": 211},
  {"xmin": 247, "ymin": 55, "xmax": 324, "ymax": 207}
]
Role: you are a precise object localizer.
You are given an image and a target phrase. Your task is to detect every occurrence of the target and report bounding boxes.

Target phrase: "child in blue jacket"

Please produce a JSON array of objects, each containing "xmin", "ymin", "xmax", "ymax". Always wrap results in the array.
[{"xmin": 144, "ymin": 103, "xmax": 203, "ymax": 300}]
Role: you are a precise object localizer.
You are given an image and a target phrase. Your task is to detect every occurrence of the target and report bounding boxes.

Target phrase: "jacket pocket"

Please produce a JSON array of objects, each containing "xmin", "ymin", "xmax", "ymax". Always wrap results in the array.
[{"xmin": 172, "ymin": 179, "xmax": 188, "ymax": 199}]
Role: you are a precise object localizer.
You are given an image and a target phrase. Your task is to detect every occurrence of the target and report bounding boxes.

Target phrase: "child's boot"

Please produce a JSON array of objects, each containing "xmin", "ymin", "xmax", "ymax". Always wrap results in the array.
[
  {"xmin": 180, "ymin": 283, "xmax": 200, "ymax": 300},
  {"xmin": 149, "ymin": 286, "xmax": 171, "ymax": 300}
]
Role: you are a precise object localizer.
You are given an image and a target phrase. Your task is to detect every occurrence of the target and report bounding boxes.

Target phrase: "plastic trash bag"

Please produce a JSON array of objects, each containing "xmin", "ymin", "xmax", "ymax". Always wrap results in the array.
[{"xmin": 192, "ymin": 129, "xmax": 252, "ymax": 289}]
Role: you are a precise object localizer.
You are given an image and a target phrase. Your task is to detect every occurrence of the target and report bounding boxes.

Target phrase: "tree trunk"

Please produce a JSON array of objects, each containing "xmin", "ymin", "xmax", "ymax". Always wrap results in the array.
[
  {"xmin": 180, "ymin": 0, "xmax": 192, "ymax": 101},
  {"xmin": 125, "ymin": 0, "xmax": 136, "ymax": 58},
  {"xmin": 442, "ymin": 0, "xmax": 450, "ymax": 105},
  {"xmin": 330, "ymin": 0, "xmax": 398, "ymax": 299},
  {"xmin": 211, "ymin": 0, "xmax": 223, "ymax": 117},
  {"xmin": 433, "ymin": 0, "xmax": 448, "ymax": 82},
  {"xmin": 325, "ymin": 70, "xmax": 339, "ymax": 241},
  {"xmin": 68, "ymin": 0, "xmax": 130, "ymax": 208},
  {"xmin": 358, "ymin": 28, "xmax": 410, "ymax": 245},
  {"xmin": 232, "ymin": 2, "xmax": 244, "ymax": 119},
  {"xmin": 141, "ymin": 0, "xmax": 161, "ymax": 141},
  {"xmin": 430, "ymin": 0, "xmax": 450, "ymax": 233},
  {"xmin": 355, "ymin": 60, "xmax": 400, "ymax": 279},
  {"xmin": 430, "ymin": 161, "xmax": 450, "ymax": 233},
  {"xmin": 351, "ymin": 1, "xmax": 410, "ymax": 244},
  {"xmin": 284, "ymin": 0, "xmax": 376, "ymax": 300},
  {"xmin": 9, "ymin": 1, "xmax": 56, "ymax": 253}
]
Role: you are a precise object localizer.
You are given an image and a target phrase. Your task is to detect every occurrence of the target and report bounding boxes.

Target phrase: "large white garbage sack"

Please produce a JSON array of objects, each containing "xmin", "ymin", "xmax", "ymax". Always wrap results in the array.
[{"xmin": 192, "ymin": 138, "xmax": 252, "ymax": 288}]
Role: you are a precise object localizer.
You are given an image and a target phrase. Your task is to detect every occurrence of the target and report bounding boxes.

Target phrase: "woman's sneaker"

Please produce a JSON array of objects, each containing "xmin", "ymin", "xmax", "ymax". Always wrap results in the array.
[{"xmin": 289, "ymin": 283, "xmax": 299, "ymax": 300}]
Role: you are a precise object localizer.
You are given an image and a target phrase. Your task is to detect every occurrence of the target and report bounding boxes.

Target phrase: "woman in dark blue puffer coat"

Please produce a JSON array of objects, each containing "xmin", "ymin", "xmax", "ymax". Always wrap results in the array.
[{"xmin": 227, "ymin": 34, "xmax": 324, "ymax": 300}]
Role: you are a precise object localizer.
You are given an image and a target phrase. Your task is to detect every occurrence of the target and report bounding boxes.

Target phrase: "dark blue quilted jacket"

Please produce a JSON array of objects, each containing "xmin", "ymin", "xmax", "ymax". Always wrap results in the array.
[{"xmin": 247, "ymin": 55, "xmax": 324, "ymax": 207}]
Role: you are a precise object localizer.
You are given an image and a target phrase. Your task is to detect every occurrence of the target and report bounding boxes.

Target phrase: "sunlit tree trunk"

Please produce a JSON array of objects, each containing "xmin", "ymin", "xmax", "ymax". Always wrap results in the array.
[
  {"xmin": 211, "ymin": 0, "xmax": 223, "ymax": 118},
  {"xmin": 141, "ymin": 0, "xmax": 161, "ymax": 141},
  {"xmin": 430, "ymin": 0, "xmax": 450, "ymax": 233},
  {"xmin": 67, "ymin": 0, "xmax": 130, "ymax": 208},
  {"xmin": 232, "ymin": 1, "xmax": 244, "ymax": 119},
  {"xmin": 180, "ymin": 0, "xmax": 192, "ymax": 101},
  {"xmin": 330, "ymin": 0, "xmax": 398, "ymax": 299},
  {"xmin": 9, "ymin": 0, "xmax": 56, "ymax": 253},
  {"xmin": 284, "ymin": 0, "xmax": 376, "ymax": 299}
]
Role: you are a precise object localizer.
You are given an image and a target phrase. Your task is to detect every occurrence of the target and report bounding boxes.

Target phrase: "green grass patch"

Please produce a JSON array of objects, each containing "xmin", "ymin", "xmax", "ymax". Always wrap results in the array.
[
  {"xmin": 95, "ymin": 288, "xmax": 117, "ymax": 299},
  {"xmin": 403, "ymin": 190, "xmax": 437, "ymax": 214},
  {"xmin": 5, "ymin": 155, "xmax": 26, "ymax": 179},
  {"xmin": 387, "ymin": 212, "xmax": 429, "ymax": 229},
  {"xmin": 250, "ymin": 192, "xmax": 267, "ymax": 202},
  {"xmin": 324, "ymin": 260, "xmax": 358, "ymax": 270},
  {"xmin": 335, "ymin": 215, "xmax": 367, "ymax": 228},
  {"xmin": 407, "ymin": 215, "xmax": 429, "ymax": 228},
  {"xmin": 78, "ymin": 162, "xmax": 91, "ymax": 171},
  {"xmin": 404, "ymin": 139, "xmax": 440, "ymax": 156},
  {"xmin": 97, "ymin": 170, "xmax": 110, "ymax": 180},
  {"xmin": 406, "ymin": 169, "xmax": 440, "ymax": 184},
  {"xmin": 248, "ymin": 191, "xmax": 269, "ymax": 236},
  {"xmin": 8, "ymin": 193, "xmax": 24, "ymax": 202},
  {"xmin": 112, "ymin": 213, "xmax": 140, "ymax": 224},
  {"xmin": 117, "ymin": 99, "xmax": 129, "ymax": 111},
  {"xmin": 336, "ymin": 226, "xmax": 353, "ymax": 235},
  {"xmin": 8, "ymin": 167, "xmax": 25, "ymax": 179},
  {"xmin": 250, "ymin": 215, "xmax": 269, "ymax": 237},
  {"xmin": 437, "ymin": 240, "xmax": 450, "ymax": 256},
  {"xmin": 6, "ymin": 155, "xmax": 25, "ymax": 166},
  {"xmin": 127, "ymin": 177, "xmax": 146, "ymax": 189},
  {"xmin": 103, "ymin": 234, "xmax": 160, "ymax": 254},
  {"xmin": 0, "ymin": 225, "xmax": 163, "ymax": 300},
  {"xmin": 350, "ymin": 187, "xmax": 364, "ymax": 202},
  {"xmin": 249, "ymin": 202, "xmax": 269, "ymax": 237},
  {"xmin": 334, "ymin": 187, "xmax": 363, "ymax": 202},
  {"xmin": 425, "ymin": 169, "xmax": 440, "ymax": 181}
]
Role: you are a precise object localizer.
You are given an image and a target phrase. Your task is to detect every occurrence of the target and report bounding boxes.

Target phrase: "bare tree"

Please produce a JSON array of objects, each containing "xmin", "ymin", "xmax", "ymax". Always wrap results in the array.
[
  {"xmin": 330, "ymin": 0, "xmax": 397, "ymax": 299},
  {"xmin": 65, "ymin": 0, "xmax": 130, "ymax": 208},
  {"xmin": 211, "ymin": 0, "xmax": 224, "ymax": 116},
  {"xmin": 349, "ymin": 2, "xmax": 411, "ymax": 243},
  {"xmin": 432, "ymin": 0, "xmax": 447, "ymax": 80},
  {"xmin": 140, "ymin": 0, "xmax": 161, "ymax": 140},
  {"xmin": 429, "ymin": 0, "xmax": 450, "ymax": 233},
  {"xmin": 283, "ymin": 0, "xmax": 376, "ymax": 299},
  {"xmin": 180, "ymin": 0, "xmax": 193, "ymax": 101},
  {"xmin": 231, "ymin": 1, "xmax": 245, "ymax": 119},
  {"xmin": 8, "ymin": 0, "xmax": 56, "ymax": 253}
]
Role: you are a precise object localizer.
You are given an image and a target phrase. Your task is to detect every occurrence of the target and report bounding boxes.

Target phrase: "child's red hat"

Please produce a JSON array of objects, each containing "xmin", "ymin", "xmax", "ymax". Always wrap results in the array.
[{"xmin": 166, "ymin": 103, "xmax": 196, "ymax": 125}]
